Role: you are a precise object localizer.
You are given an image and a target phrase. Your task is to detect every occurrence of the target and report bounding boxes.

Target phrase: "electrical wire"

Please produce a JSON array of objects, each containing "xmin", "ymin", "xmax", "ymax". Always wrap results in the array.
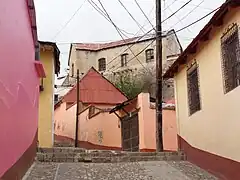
[
  {"xmin": 51, "ymin": 0, "xmax": 87, "ymax": 40},
  {"xmin": 162, "ymin": 0, "xmax": 193, "ymax": 23},
  {"xmin": 109, "ymin": 3, "xmax": 224, "ymax": 73},
  {"xmin": 97, "ymin": 0, "xmax": 153, "ymax": 75},
  {"xmin": 134, "ymin": 0, "xmax": 155, "ymax": 30},
  {"xmin": 106, "ymin": 28, "xmax": 155, "ymax": 66},
  {"xmin": 166, "ymin": 5, "xmax": 194, "ymax": 36},
  {"xmin": 87, "ymin": 0, "xmax": 134, "ymax": 38},
  {"xmin": 110, "ymin": 39, "xmax": 155, "ymax": 73},
  {"xmin": 163, "ymin": 0, "xmax": 178, "ymax": 11},
  {"xmin": 117, "ymin": 0, "xmax": 146, "ymax": 33},
  {"xmin": 167, "ymin": 0, "xmax": 205, "ymax": 32},
  {"xmin": 106, "ymin": 7, "xmax": 155, "ymax": 67}
]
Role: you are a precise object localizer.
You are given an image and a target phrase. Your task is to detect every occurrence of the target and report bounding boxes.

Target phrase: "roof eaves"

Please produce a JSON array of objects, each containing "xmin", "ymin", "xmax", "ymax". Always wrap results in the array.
[{"xmin": 163, "ymin": 0, "xmax": 239, "ymax": 79}]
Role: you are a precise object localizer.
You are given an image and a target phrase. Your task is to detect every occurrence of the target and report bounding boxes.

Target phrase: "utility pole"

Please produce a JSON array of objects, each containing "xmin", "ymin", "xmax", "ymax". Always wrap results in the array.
[
  {"xmin": 75, "ymin": 69, "xmax": 80, "ymax": 147},
  {"xmin": 156, "ymin": 0, "xmax": 163, "ymax": 152}
]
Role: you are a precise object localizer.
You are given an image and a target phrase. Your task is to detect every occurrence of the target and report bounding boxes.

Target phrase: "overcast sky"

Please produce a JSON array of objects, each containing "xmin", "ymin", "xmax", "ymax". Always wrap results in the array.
[{"xmin": 34, "ymin": 0, "xmax": 225, "ymax": 79}]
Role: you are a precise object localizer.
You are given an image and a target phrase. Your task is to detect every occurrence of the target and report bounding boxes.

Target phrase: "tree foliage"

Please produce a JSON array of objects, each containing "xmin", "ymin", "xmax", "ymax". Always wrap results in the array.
[{"xmin": 112, "ymin": 69, "xmax": 155, "ymax": 99}]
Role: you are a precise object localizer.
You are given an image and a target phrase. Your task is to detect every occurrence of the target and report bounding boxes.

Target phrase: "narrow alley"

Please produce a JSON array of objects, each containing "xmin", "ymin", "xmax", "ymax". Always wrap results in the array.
[{"xmin": 25, "ymin": 161, "xmax": 217, "ymax": 180}]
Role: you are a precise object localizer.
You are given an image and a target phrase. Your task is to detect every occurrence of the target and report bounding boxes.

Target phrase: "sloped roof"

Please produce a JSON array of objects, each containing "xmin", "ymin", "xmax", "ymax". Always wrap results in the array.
[
  {"xmin": 163, "ymin": 0, "xmax": 240, "ymax": 78},
  {"xmin": 63, "ymin": 67, "xmax": 128, "ymax": 105},
  {"xmin": 74, "ymin": 37, "xmax": 142, "ymax": 51}
]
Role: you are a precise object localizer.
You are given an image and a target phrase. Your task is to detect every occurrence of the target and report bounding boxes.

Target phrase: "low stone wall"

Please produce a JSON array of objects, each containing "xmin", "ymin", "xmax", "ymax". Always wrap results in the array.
[{"xmin": 37, "ymin": 147, "xmax": 186, "ymax": 163}]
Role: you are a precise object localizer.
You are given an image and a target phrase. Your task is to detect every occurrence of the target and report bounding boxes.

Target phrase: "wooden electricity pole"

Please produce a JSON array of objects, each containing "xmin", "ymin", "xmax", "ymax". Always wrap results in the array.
[
  {"xmin": 156, "ymin": 0, "xmax": 163, "ymax": 152},
  {"xmin": 75, "ymin": 69, "xmax": 80, "ymax": 148}
]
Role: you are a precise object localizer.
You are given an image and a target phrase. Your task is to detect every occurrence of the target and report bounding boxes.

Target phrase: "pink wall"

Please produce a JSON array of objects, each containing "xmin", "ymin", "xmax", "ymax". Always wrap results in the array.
[
  {"xmin": 0, "ymin": 0, "xmax": 39, "ymax": 177},
  {"xmin": 138, "ymin": 93, "xmax": 178, "ymax": 151},
  {"xmin": 54, "ymin": 103, "xmax": 121, "ymax": 149},
  {"xmin": 78, "ymin": 106, "xmax": 121, "ymax": 148},
  {"xmin": 54, "ymin": 102, "xmax": 76, "ymax": 140}
]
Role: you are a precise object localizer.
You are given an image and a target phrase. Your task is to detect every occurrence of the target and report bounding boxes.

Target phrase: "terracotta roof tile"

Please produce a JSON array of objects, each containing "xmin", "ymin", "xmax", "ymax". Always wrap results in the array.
[
  {"xmin": 74, "ymin": 35, "xmax": 155, "ymax": 51},
  {"xmin": 63, "ymin": 67, "xmax": 128, "ymax": 104}
]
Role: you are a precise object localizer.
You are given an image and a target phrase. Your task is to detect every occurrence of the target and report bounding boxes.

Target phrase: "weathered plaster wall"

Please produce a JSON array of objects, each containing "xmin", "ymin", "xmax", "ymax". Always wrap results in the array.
[{"xmin": 174, "ymin": 7, "xmax": 240, "ymax": 162}]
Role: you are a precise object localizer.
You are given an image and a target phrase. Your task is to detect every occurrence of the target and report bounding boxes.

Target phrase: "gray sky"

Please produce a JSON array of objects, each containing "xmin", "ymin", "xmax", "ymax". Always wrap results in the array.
[{"xmin": 34, "ymin": 0, "xmax": 225, "ymax": 79}]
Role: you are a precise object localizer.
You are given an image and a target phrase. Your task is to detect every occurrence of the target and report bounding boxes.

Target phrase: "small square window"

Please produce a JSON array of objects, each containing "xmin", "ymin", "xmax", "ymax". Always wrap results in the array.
[{"xmin": 145, "ymin": 49, "xmax": 154, "ymax": 62}]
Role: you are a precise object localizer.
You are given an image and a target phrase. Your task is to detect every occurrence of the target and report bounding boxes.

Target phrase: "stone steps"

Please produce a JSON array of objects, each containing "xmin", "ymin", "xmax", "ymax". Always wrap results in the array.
[{"xmin": 36, "ymin": 147, "xmax": 186, "ymax": 163}]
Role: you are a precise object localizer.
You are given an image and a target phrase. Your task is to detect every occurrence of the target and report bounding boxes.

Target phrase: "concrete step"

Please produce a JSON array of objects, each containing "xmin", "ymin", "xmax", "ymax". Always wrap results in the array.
[{"xmin": 36, "ymin": 150, "xmax": 186, "ymax": 163}]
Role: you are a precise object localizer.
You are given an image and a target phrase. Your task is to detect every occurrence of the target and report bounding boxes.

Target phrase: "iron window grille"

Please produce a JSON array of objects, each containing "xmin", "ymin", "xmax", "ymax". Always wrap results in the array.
[
  {"xmin": 98, "ymin": 58, "xmax": 106, "ymax": 71},
  {"xmin": 221, "ymin": 23, "xmax": 240, "ymax": 93},
  {"xmin": 121, "ymin": 53, "xmax": 128, "ymax": 67},
  {"xmin": 187, "ymin": 63, "xmax": 201, "ymax": 115},
  {"xmin": 145, "ymin": 49, "xmax": 154, "ymax": 62}
]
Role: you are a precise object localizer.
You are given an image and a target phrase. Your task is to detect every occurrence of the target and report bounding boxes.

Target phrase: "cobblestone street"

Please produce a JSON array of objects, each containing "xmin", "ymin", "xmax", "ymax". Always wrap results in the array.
[{"xmin": 25, "ymin": 161, "xmax": 217, "ymax": 180}]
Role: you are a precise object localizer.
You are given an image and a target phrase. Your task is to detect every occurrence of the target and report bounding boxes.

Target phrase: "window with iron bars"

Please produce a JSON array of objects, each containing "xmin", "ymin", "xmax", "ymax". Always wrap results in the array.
[
  {"xmin": 145, "ymin": 49, "xmax": 154, "ymax": 62},
  {"xmin": 98, "ymin": 58, "xmax": 106, "ymax": 71},
  {"xmin": 121, "ymin": 53, "xmax": 128, "ymax": 67},
  {"xmin": 221, "ymin": 23, "xmax": 240, "ymax": 93},
  {"xmin": 187, "ymin": 64, "xmax": 201, "ymax": 115}
]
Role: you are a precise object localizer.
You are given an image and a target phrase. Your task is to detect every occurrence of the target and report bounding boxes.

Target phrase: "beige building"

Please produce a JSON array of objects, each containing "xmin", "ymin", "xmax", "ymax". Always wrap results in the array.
[
  {"xmin": 164, "ymin": 1, "xmax": 240, "ymax": 179},
  {"xmin": 68, "ymin": 30, "xmax": 181, "ymax": 76},
  {"xmin": 63, "ymin": 30, "xmax": 182, "ymax": 100}
]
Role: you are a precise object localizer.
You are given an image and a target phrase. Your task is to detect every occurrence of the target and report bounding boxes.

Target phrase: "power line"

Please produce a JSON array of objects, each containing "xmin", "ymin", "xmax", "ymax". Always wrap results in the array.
[
  {"xmin": 174, "ymin": 5, "xmax": 220, "ymax": 34},
  {"xmin": 163, "ymin": 0, "xmax": 178, "ymax": 11},
  {"xmin": 106, "ymin": 28, "xmax": 155, "ymax": 67},
  {"xmin": 51, "ymin": 0, "xmax": 87, "ymax": 40},
  {"xmin": 97, "ymin": 0, "xmax": 153, "ymax": 75},
  {"xmin": 87, "ymin": 0, "xmax": 134, "ymax": 38},
  {"xmin": 117, "ymin": 0, "xmax": 146, "ymax": 33},
  {"xmin": 176, "ymin": 0, "xmax": 214, "ymax": 11},
  {"xmin": 110, "ymin": 39, "xmax": 155, "ymax": 73},
  {"xmin": 109, "ymin": 3, "xmax": 224, "ymax": 73},
  {"xmin": 106, "ymin": 7, "xmax": 155, "ymax": 67},
  {"xmin": 162, "ymin": 0, "xmax": 193, "ymax": 23},
  {"xmin": 167, "ymin": 0, "xmax": 205, "ymax": 32},
  {"xmin": 134, "ymin": 0, "xmax": 155, "ymax": 30},
  {"xmin": 166, "ymin": 4, "xmax": 194, "ymax": 36}
]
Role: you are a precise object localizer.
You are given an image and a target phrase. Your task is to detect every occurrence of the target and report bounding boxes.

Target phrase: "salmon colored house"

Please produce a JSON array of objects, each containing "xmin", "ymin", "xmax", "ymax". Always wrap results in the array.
[
  {"xmin": 0, "ymin": 0, "xmax": 45, "ymax": 179},
  {"xmin": 54, "ymin": 67, "xmax": 128, "ymax": 149},
  {"xmin": 110, "ymin": 93, "xmax": 178, "ymax": 152},
  {"xmin": 164, "ymin": 0, "xmax": 240, "ymax": 179}
]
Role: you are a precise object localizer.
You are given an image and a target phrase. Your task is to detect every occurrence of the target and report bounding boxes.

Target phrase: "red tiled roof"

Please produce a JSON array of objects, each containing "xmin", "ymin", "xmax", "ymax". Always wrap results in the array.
[
  {"xmin": 74, "ymin": 36, "xmax": 155, "ymax": 51},
  {"xmin": 163, "ymin": 0, "xmax": 240, "ymax": 78},
  {"xmin": 63, "ymin": 67, "xmax": 128, "ymax": 105}
]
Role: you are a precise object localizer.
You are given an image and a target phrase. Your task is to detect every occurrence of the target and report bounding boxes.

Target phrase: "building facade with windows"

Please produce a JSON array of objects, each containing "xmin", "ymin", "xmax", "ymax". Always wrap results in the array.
[
  {"xmin": 68, "ymin": 29, "xmax": 182, "ymax": 80},
  {"xmin": 164, "ymin": 1, "xmax": 240, "ymax": 179}
]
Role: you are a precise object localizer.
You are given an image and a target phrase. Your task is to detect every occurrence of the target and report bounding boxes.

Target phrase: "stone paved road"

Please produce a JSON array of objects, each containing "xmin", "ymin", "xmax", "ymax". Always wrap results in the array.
[{"xmin": 24, "ymin": 161, "xmax": 217, "ymax": 180}]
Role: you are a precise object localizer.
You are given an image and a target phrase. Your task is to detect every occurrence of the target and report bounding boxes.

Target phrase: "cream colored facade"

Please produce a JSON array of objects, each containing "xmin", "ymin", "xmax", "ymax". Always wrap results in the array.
[
  {"xmin": 68, "ymin": 30, "xmax": 182, "ymax": 78},
  {"xmin": 174, "ymin": 7, "xmax": 240, "ymax": 162}
]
